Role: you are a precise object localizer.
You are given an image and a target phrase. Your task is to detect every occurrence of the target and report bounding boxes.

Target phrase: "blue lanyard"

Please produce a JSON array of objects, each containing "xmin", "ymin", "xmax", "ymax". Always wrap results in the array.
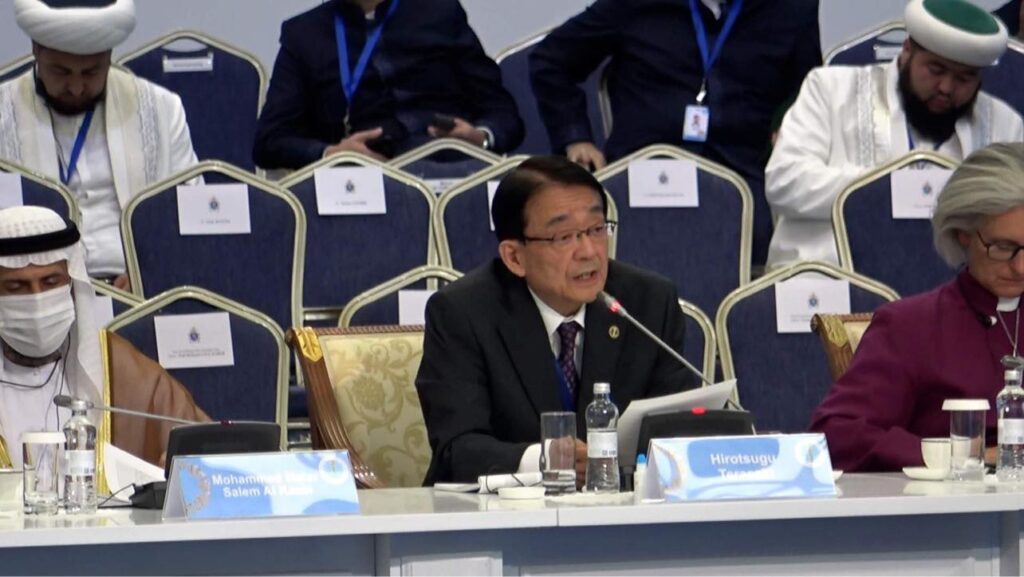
[
  {"xmin": 334, "ymin": 0, "xmax": 400, "ymax": 106},
  {"xmin": 59, "ymin": 108, "xmax": 94, "ymax": 185},
  {"xmin": 906, "ymin": 125, "xmax": 945, "ymax": 152},
  {"xmin": 553, "ymin": 359, "xmax": 576, "ymax": 412},
  {"xmin": 688, "ymin": 0, "xmax": 744, "ymax": 103}
]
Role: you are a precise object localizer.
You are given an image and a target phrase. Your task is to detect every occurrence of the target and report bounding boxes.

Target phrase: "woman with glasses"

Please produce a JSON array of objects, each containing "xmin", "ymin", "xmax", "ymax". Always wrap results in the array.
[{"xmin": 811, "ymin": 142, "xmax": 1024, "ymax": 472}]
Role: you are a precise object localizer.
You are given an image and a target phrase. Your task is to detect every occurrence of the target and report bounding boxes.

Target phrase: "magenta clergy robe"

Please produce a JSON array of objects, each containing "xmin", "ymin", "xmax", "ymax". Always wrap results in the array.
[{"xmin": 810, "ymin": 270, "xmax": 1022, "ymax": 471}]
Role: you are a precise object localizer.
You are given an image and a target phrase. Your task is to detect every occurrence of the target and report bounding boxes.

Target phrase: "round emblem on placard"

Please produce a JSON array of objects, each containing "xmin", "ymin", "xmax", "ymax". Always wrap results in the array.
[
  {"xmin": 318, "ymin": 455, "xmax": 352, "ymax": 486},
  {"xmin": 609, "ymin": 325, "xmax": 620, "ymax": 339},
  {"xmin": 793, "ymin": 437, "xmax": 829, "ymax": 469}
]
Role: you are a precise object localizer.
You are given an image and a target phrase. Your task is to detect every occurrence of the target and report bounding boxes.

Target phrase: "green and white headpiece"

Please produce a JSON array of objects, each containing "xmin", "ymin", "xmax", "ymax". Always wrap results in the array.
[{"xmin": 905, "ymin": 0, "xmax": 1008, "ymax": 67}]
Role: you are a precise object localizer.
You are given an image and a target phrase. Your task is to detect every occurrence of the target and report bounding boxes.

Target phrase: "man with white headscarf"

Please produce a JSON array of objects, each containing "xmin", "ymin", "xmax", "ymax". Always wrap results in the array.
[
  {"xmin": 0, "ymin": 206, "xmax": 207, "ymax": 468},
  {"xmin": 765, "ymin": 0, "xmax": 1024, "ymax": 269},
  {"xmin": 0, "ymin": 0, "xmax": 199, "ymax": 289}
]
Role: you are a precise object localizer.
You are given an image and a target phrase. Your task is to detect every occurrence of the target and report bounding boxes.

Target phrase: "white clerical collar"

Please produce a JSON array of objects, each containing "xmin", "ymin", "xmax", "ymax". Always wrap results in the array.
[
  {"xmin": 528, "ymin": 288, "xmax": 586, "ymax": 341},
  {"xmin": 998, "ymin": 297, "xmax": 1021, "ymax": 312},
  {"xmin": 701, "ymin": 0, "xmax": 725, "ymax": 19}
]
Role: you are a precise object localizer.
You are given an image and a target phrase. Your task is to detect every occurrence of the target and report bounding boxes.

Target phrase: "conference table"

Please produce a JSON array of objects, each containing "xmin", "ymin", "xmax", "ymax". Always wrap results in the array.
[{"xmin": 1, "ymin": 473, "xmax": 1023, "ymax": 575}]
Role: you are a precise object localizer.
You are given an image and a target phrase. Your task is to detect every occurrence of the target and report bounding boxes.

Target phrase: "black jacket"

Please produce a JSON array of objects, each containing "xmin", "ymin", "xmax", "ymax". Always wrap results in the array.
[
  {"xmin": 416, "ymin": 259, "xmax": 698, "ymax": 484},
  {"xmin": 254, "ymin": 0, "xmax": 524, "ymax": 169}
]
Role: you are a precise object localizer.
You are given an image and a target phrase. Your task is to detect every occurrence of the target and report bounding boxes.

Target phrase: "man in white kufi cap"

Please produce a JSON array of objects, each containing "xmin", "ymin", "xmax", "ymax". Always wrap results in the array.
[
  {"xmin": 764, "ymin": 0, "xmax": 1024, "ymax": 269},
  {"xmin": 0, "ymin": 0, "xmax": 199, "ymax": 290},
  {"xmin": 0, "ymin": 206, "xmax": 206, "ymax": 467}
]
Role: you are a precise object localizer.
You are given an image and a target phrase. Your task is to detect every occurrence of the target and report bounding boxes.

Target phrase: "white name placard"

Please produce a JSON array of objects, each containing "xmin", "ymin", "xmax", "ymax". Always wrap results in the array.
[
  {"xmin": 891, "ymin": 168, "xmax": 951, "ymax": 219},
  {"xmin": 774, "ymin": 277, "xmax": 851, "ymax": 333},
  {"xmin": 398, "ymin": 289, "xmax": 434, "ymax": 326},
  {"xmin": 313, "ymin": 166, "xmax": 386, "ymax": 215},
  {"xmin": 154, "ymin": 312, "xmax": 235, "ymax": 369},
  {"xmin": 487, "ymin": 180, "xmax": 499, "ymax": 231},
  {"xmin": 177, "ymin": 183, "xmax": 251, "ymax": 235},
  {"xmin": 627, "ymin": 159, "xmax": 699, "ymax": 208},
  {"xmin": 0, "ymin": 173, "xmax": 24, "ymax": 209},
  {"xmin": 163, "ymin": 54, "xmax": 215, "ymax": 74}
]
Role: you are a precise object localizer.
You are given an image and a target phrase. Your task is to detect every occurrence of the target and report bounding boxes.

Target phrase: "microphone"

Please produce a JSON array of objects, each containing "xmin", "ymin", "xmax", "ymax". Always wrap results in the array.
[
  {"xmin": 598, "ymin": 291, "xmax": 744, "ymax": 410},
  {"xmin": 53, "ymin": 394, "xmax": 198, "ymax": 426}
]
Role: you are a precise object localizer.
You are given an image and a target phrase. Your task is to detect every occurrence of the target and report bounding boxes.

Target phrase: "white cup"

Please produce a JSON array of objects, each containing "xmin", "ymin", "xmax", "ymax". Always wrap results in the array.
[{"xmin": 921, "ymin": 437, "xmax": 951, "ymax": 471}]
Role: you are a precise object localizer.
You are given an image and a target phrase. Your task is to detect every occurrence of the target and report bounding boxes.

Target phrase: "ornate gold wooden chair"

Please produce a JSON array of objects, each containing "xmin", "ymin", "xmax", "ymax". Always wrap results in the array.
[
  {"xmin": 288, "ymin": 326, "xmax": 430, "ymax": 488},
  {"xmin": 810, "ymin": 313, "xmax": 875, "ymax": 381}
]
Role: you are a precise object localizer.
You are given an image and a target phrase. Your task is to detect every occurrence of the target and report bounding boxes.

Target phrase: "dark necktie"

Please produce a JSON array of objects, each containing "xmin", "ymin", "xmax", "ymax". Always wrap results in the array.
[{"xmin": 557, "ymin": 321, "xmax": 582, "ymax": 401}]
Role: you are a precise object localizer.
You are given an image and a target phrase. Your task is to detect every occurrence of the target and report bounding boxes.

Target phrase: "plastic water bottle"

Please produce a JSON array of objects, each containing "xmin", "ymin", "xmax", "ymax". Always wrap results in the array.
[
  {"xmin": 585, "ymin": 382, "xmax": 620, "ymax": 493},
  {"xmin": 63, "ymin": 398, "xmax": 97, "ymax": 514},
  {"xmin": 997, "ymin": 367, "xmax": 1024, "ymax": 483}
]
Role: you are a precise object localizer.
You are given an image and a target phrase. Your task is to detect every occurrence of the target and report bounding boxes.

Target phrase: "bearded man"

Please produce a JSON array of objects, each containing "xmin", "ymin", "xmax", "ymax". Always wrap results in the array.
[
  {"xmin": 764, "ymin": 0, "xmax": 1024, "ymax": 269},
  {"xmin": 0, "ymin": 0, "xmax": 199, "ymax": 289}
]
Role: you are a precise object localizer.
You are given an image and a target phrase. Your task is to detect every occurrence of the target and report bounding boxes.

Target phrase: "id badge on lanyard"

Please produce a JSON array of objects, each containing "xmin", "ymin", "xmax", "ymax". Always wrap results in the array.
[{"xmin": 682, "ymin": 0, "xmax": 743, "ymax": 144}]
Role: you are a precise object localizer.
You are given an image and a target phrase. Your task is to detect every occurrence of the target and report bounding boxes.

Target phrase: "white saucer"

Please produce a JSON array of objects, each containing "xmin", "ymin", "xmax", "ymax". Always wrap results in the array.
[
  {"xmin": 497, "ymin": 486, "xmax": 546, "ymax": 500},
  {"xmin": 832, "ymin": 470, "xmax": 844, "ymax": 481},
  {"xmin": 903, "ymin": 466, "xmax": 948, "ymax": 481}
]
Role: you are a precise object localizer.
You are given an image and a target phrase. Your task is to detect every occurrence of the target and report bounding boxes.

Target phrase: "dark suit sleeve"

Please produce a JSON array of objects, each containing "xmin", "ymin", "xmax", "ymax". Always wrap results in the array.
[
  {"xmin": 448, "ymin": 3, "xmax": 524, "ymax": 153},
  {"xmin": 416, "ymin": 290, "xmax": 531, "ymax": 484},
  {"xmin": 253, "ymin": 22, "xmax": 332, "ymax": 170},
  {"xmin": 646, "ymin": 284, "xmax": 700, "ymax": 397},
  {"xmin": 529, "ymin": 0, "xmax": 624, "ymax": 153}
]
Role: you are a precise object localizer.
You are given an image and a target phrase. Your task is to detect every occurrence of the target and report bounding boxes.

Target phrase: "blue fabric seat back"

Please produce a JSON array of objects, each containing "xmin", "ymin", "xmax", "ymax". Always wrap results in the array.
[
  {"xmin": 826, "ymin": 27, "xmax": 905, "ymax": 66},
  {"xmin": 841, "ymin": 175, "xmax": 950, "ymax": 297},
  {"xmin": 0, "ymin": 172, "xmax": 74, "ymax": 220},
  {"xmin": 121, "ymin": 44, "xmax": 261, "ymax": 172},
  {"xmin": 112, "ymin": 298, "xmax": 281, "ymax": 422},
  {"xmin": 602, "ymin": 168, "xmax": 746, "ymax": 319},
  {"xmin": 400, "ymin": 157, "xmax": 492, "ymax": 188},
  {"xmin": 286, "ymin": 174, "xmax": 432, "ymax": 315},
  {"xmin": 498, "ymin": 39, "xmax": 606, "ymax": 155},
  {"xmin": 724, "ymin": 283, "xmax": 891, "ymax": 433},
  {"xmin": 128, "ymin": 181, "xmax": 298, "ymax": 330},
  {"xmin": 983, "ymin": 45, "xmax": 1024, "ymax": 117},
  {"xmin": 346, "ymin": 278, "xmax": 432, "ymax": 326},
  {"xmin": 442, "ymin": 180, "xmax": 504, "ymax": 272}
]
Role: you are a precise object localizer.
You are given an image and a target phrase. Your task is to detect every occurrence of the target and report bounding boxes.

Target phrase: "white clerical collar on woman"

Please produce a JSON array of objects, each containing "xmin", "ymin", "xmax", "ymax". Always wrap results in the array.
[
  {"xmin": 998, "ymin": 297, "xmax": 1021, "ymax": 312},
  {"xmin": 528, "ymin": 288, "xmax": 586, "ymax": 360}
]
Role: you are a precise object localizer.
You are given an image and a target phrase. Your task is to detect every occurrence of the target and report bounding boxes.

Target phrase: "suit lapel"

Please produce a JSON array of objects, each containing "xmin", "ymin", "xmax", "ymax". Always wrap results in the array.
[{"xmin": 497, "ymin": 273, "xmax": 562, "ymax": 417}]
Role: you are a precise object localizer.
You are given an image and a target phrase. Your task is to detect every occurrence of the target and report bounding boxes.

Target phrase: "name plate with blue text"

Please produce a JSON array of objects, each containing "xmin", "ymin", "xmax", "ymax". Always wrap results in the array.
[
  {"xmin": 639, "ymin": 434, "xmax": 836, "ymax": 502},
  {"xmin": 163, "ymin": 450, "xmax": 360, "ymax": 520}
]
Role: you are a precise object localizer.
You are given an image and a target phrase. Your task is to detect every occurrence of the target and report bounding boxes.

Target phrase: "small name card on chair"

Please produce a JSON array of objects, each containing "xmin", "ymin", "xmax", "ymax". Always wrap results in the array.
[
  {"xmin": 774, "ymin": 277, "xmax": 850, "ymax": 333},
  {"xmin": 313, "ymin": 166, "xmax": 386, "ymax": 215},
  {"xmin": 177, "ymin": 183, "xmax": 251, "ymax": 235},
  {"xmin": 0, "ymin": 173, "xmax": 24, "ymax": 209},
  {"xmin": 638, "ymin": 434, "xmax": 836, "ymax": 502},
  {"xmin": 890, "ymin": 168, "xmax": 951, "ymax": 219},
  {"xmin": 154, "ymin": 311, "xmax": 235, "ymax": 369},
  {"xmin": 163, "ymin": 450, "xmax": 360, "ymax": 520},
  {"xmin": 627, "ymin": 159, "xmax": 699, "ymax": 208}
]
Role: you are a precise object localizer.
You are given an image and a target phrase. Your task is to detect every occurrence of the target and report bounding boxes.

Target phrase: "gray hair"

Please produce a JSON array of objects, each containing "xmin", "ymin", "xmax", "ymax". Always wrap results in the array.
[{"xmin": 932, "ymin": 142, "xmax": 1024, "ymax": 267}]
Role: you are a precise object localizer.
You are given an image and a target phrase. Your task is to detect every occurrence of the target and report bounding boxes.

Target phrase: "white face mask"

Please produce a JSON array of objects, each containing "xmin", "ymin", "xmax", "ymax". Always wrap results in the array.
[{"xmin": 0, "ymin": 285, "xmax": 75, "ymax": 359}]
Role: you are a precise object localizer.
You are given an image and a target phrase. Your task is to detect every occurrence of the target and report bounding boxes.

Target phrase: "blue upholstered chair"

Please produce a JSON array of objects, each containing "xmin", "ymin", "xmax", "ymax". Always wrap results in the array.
[
  {"xmin": 495, "ymin": 29, "xmax": 609, "ymax": 156},
  {"xmin": 716, "ymin": 262, "xmax": 898, "ymax": 434},
  {"xmin": 596, "ymin": 144, "xmax": 752, "ymax": 320},
  {"xmin": 280, "ymin": 153, "xmax": 439, "ymax": 325},
  {"xmin": 122, "ymin": 161, "xmax": 304, "ymax": 332},
  {"xmin": 0, "ymin": 159, "xmax": 79, "ymax": 222},
  {"xmin": 118, "ymin": 31, "xmax": 267, "ymax": 175},
  {"xmin": 823, "ymin": 21, "xmax": 906, "ymax": 65},
  {"xmin": 391, "ymin": 138, "xmax": 502, "ymax": 196},
  {"xmin": 679, "ymin": 299, "xmax": 717, "ymax": 381},
  {"xmin": 0, "ymin": 55, "xmax": 32, "ymax": 84},
  {"xmin": 984, "ymin": 39, "xmax": 1024, "ymax": 117},
  {"xmin": 434, "ymin": 157, "xmax": 528, "ymax": 273},
  {"xmin": 339, "ymin": 265, "xmax": 463, "ymax": 327},
  {"xmin": 834, "ymin": 151, "xmax": 958, "ymax": 298},
  {"xmin": 106, "ymin": 286, "xmax": 288, "ymax": 446},
  {"xmin": 91, "ymin": 280, "xmax": 143, "ymax": 324}
]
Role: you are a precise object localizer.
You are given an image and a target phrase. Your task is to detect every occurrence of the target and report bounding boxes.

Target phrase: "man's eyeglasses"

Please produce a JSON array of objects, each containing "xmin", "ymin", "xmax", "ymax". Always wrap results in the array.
[
  {"xmin": 977, "ymin": 231, "xmax": 1024, "ymax": 262},
  {"xmin": 522, "ymin": 221, "xmax": 617, "ymax": 250}
]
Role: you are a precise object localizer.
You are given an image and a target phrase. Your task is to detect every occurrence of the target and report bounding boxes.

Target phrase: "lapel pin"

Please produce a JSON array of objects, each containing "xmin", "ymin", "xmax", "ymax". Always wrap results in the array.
[{"xmin": 609, "ymin": 325, "xmax": 620, "ymax": 339}]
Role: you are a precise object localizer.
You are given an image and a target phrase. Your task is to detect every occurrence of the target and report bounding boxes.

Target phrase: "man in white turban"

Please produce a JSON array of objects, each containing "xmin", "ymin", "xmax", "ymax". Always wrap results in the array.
[
  {"xmin": 0, "ymin": 206, "xmax": 207, "ymax": 468},
  {"xmin": 765, "ymin": 0, "xmax": 1024, "ymax": 269},
  {"xmin": 0, "ymin": 0, "xmax": 199, "ymax": 289}
]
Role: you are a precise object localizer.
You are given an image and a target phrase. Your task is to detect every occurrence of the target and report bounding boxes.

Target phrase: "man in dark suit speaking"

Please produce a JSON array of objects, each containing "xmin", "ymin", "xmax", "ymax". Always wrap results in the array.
[{"xmin": 416, "ymin": 156, "xmax": 699, "ymax": 485}]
